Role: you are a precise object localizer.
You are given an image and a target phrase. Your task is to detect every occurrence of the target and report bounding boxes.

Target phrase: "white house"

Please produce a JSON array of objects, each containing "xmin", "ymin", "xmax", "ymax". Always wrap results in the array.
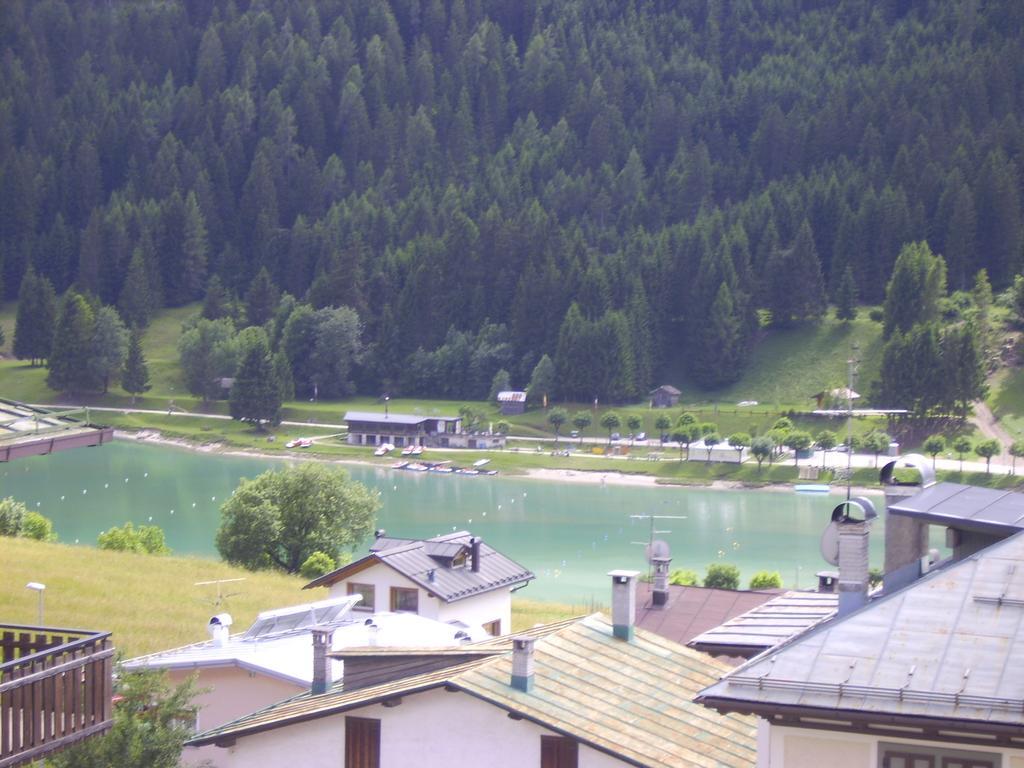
[
  {"xmin": 304, "ymin": 530, "xmax": 535, "ymax": 637},
  {"xmin": 189, "ymin": 571, "xmax": 757, "ymax": 768},
  {"xmin": 125, "ymin": 595, "xmax": 486, "ymax": 766}
]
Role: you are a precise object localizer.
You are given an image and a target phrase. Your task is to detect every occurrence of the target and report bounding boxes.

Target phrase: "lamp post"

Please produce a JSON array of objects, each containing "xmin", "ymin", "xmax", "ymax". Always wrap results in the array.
[{"xmin": 25, "ymin": 582, "xmax": 45, "ymax": 625}]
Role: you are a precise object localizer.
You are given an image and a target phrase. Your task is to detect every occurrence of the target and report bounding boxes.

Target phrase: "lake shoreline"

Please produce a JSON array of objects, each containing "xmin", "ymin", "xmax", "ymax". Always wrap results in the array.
[{"xmin": 119, "ymin": 429, "xmax": 879, "ymax": 496}]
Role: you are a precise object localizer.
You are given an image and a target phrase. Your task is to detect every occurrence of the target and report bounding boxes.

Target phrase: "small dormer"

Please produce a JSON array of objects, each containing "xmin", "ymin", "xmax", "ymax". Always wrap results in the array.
[{"xmin": 425, "ymin": 541, "xmax": 470, "ymax": 569}]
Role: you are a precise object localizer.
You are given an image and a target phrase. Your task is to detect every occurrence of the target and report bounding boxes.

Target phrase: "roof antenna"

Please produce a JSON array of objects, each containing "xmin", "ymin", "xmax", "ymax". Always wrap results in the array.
[
  {"xmin": 630, "ymin": 512, "xmax": 687, "ymax": 581},
  {"xmin": 845, "ymin": 343, "xmax": 860, "ymax": 501},
  {"xmin": 194, "ymin": 577, "xmax": 247, "ymax": 611}
]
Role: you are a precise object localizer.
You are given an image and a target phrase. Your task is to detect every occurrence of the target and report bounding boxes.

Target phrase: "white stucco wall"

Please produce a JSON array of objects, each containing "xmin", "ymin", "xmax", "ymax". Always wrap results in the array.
[
  {"xmin": 761, "ymin": 723, "xmax": 1024, "ymax": 768},
  {"xmin": 167, "ymin": 666, "xmax": 302, "ymax": 767},
  {"xmin": 328, "ymin": 562, "xmax": 513, "ymax": 634},
  {"xmin": 209, "ymin": 687, "xmax": 628, "ymax": 768}
]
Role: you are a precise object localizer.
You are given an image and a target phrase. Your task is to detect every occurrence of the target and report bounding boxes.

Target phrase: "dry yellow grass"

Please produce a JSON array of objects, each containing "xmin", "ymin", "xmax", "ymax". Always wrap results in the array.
[
  {"xmin": 0, "ymin": 537, "xmax": 309, "ymax": 657},
  {"xmin": 1, "ymin": 538, "xmax": 579, "ymax": 657}
]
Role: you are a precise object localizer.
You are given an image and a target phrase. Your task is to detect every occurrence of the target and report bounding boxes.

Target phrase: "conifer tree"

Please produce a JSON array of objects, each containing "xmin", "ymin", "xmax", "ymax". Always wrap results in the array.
[
  {"xmin": 245, "ymin": 268, "xmax": 279, "ymax": 327},
  {"xmin": 835, "ymin": 265, "xmax": 858, "ymax": 322},
  {"xmin": 229, "ymin": 335, "xmax": 281, "ymax": 429},
  {"xmin": 202, "ymin": 275, "xmax": 232, "ymax": 320},
  {"xmin": 13, "ymin": 265, "xmax": 57, "ymax": 366},
  {"xmin": 46, "ymin": 291, "xmax": 95, "ymax": 392},
  {"xmin": 118, "ymin": 250, "xmax": 153, "ymax": 328},
  {"xmin": 122, "ymin": 329, "xmax": 151, "ymax": 405}
]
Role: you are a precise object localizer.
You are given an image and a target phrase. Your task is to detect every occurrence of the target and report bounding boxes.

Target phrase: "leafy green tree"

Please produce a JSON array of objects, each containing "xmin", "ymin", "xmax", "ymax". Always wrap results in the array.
[
  {"xmin": 229, "ymin": 332, "xmax": 282, "ymax": 429},
  {"xmin": 178, "ymin": 318, "xmax": 239, "ymax": 401},
  {"xmin": 548, "ymin": 407, "xmax": 568, "ymax": 442},
  {"xmin": 669, "ymin": 569, "xmax": 699, "ymax": 586},
  {"xmin": 975, "ymin": 439, "xmax": 1001, "ymax": 474},
  {"xmin": 600, "ymin": 411, "xmax": 621, "ymax": 444},
  {"xmin": 627, "ymin": 415, "xmax": 643, "ymax": 444},
  {"xmin": 751, "ymin": 436, "xmax": 774, "ymax": 472},
  {"xmin": 785, "ymin": 430, "xmax": 813, "ymax": 466},
  {"xmin": 749, "ymin": 571, "xmax": 783, "ymax": 589},
  {"xmin": 494, "ymin": 420, "xmax": 511, "ymax": 436},
  {"xmin": 923, "ymin": 435, "xmax": 946, "ymax": 469},
  {"xmin": 835, "ymin": 265, "xmax": 858, "ymax": 322},
  {"xmin": 216, "ymin": 463, "xmax": 380, "ymax": 573},
  {"xmin": 704, "ymin": 563, "xmax": 740, "ymax": 590},
  {"xmin": 299, "ymin": 551, "xmax": 336, "ymax": 580},
  {"xmin": 952, "ymin": 435, "xmax": 973, "ymax": 472},
  {"xmin": 49, "ymin": 668, "xmax": 200, "ymax": 768},
  {"xmin": 310, "ymin": 306, "xmax": 363, "ymax": 399},
  {"xmin": 1011, "ymin": 275, "xmax": 1024, "ymax": 328},
  {"xmin": 122, "ymin": 329, "xmax": 151, "ymax": 404},
  {"xmin": 727, "ymin": 432, "xmax": 750, "ymax": 463},
  {"xmin": 865, "ymin": 432, "xmax": 891, "ymax": 468},
  {"xmin": 273, "ymin": 350, "xmax": 295, "ymax": 403},
  {"xmin": 46, "ymin": 291, "xmax": 95, "ymax": 393},
  {"xmin": 1010, "ymin": 440, "xmax": 1024, "ymax": 475},
  {"xmin": 942, "ymin": 323, "xmax": 987, "ymax": 419},
  {"xmin": 0, "ymin": 497, "xmax": 28, "ymax": 536},
  {"xmin": 526, "ymin": 353, "xmax": 556, "ymax": 406},
  {"xmin": 13, "ymin": 265, "xmax": 57, "ymax": 365},
  {"xmin": 97, "ymin": 522, "xmax": 170, "ymax": 555},
  {"xmin": 703, "ymin": 432, "xmax": 721, "ymax": 461},
  {"xmin": 572, "ymin": 411, "xmax": 592, "ymax": 444},
  {"xmin": 815, "ymin": 430, "xmax": 837, "ymax": 469},
  {"xmin": 655, "ymin": 414, "xmax": 672, "ymax": 445}
]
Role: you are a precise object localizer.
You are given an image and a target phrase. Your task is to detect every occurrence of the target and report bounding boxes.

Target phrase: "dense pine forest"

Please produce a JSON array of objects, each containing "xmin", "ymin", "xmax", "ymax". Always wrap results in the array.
[{"xmin": 1, "ymin": 0, "xmax": 1023, "ymax": 404}]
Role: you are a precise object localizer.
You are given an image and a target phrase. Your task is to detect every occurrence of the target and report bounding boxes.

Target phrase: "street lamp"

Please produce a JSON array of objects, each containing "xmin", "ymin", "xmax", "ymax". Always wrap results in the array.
[{"xmin": 25, "ymin": 582, "xmax": 45, "ymax": 625}]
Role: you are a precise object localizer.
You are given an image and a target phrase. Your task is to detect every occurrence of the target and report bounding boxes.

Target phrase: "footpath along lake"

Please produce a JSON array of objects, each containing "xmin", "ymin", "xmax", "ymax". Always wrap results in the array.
[{"xmin": 0, "ymin": 440, "xmax": 887, "ymax": 604}]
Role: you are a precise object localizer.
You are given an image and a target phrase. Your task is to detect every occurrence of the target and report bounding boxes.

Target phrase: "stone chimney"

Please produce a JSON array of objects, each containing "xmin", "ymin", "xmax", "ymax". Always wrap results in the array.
[
  {"xmin": 470, "ymin": 537, "xmax": 482, "ymax": 573},
  {"xmin": 608, "ymin": 570, "xmax": 640, "ymax": 641},
  {"xmin": 879, "ymin": 456, "xmax": 934, "ymax": 594},
  {"xmin": 311, "ymin": 628, "xmax": 331, "ymax": 695},
  {"xmin": 830, "ymin": 497, "xmax": 877, "ymax": 618},
  {"xmin": 510, "ymin": 636, "xmax": 535, "ymax": 692},
  {"xmin": 652, "ymin": 555, "xmax": 671, "ymax": 607}
]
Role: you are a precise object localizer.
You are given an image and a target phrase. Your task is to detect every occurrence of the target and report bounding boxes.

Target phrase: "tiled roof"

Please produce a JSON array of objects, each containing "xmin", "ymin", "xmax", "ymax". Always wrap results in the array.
[
  {"xmin": 189, "ymin": 614, "xmax": 757, "ymax": 767},
  {"xmin": 635, "ymin": 584, "xmax": 779, "ymax": 661},
  {"xmin": 698, "ymin": 530, "xmax": 1024, "ymax": 728},
  {"xmin": 305, "ymin": 531, "xmax": 535, "ymax": 602}
]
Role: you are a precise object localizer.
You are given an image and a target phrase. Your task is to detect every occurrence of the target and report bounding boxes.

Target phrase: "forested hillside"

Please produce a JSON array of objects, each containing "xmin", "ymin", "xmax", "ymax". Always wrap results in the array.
[{"xmin": 1, "ymin": 0, "xmax": 1022, "ymax": 402}]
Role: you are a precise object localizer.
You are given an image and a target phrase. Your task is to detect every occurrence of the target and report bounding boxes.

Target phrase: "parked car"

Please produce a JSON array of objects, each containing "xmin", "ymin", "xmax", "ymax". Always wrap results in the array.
[
  {"xmin": 636, "ymin": 432, "xmax": 647, "ymax": 442},
  {"xmin": 610, "ymin": 432, "xmax": 621, "ymax": 441},
  {"xmin": 570, "ymin": 430, "xmax": 580, "ymax": 438}
]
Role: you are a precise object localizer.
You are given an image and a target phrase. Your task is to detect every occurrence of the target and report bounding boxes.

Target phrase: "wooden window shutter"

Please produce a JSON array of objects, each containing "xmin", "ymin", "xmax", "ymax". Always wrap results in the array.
[
  {"xmin": 541, "ymin": 735, "xmax": 578, "ymax": 768},
  {"xmin": 345, "ymin": 716, "xmax": 381, "ymax": 768}
]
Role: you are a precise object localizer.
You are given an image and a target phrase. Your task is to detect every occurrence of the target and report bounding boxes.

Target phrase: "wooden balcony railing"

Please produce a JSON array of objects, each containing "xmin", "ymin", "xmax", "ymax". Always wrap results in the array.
[{"xmin": 0, "ymin": 624, "xmax": 114, "ymax": 768}]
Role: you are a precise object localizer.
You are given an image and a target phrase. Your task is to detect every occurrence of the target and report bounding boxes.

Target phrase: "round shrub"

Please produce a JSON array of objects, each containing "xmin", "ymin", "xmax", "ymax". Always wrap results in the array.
[
  {"xmin": 21, "ymin": 511, "xmax": 57, "ymax": 542},
  {"xmin": 668, "ymin": 569, "xmax": 699, "ymax": 586},
  {"xmin": 300, "ymin": 551, "xmax": 336, "ymax": 580},
  {"xmin": 749, "ymin": 571, "xmax": 782, "ymax": 589},
  {"xmin": 703, "ymin": 563, "xmax": 740, "ymax": 590}
]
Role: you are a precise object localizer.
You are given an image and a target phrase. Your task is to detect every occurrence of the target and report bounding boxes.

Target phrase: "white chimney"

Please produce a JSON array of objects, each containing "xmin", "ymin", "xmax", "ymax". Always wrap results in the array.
[
  {"xmin": 207, "ymin": 613, "xmax": 233, "ymax": 647},
  {"xmin": 510, "ymin": 636, "xmax": 535, "ymax": 692},
  {"xmin": 829, "ymin": 497, "xmax": 877, "ymax": 617},
  {"xmin": 608, "ymin": 570, "xmax": 640, "ymax": 641}
]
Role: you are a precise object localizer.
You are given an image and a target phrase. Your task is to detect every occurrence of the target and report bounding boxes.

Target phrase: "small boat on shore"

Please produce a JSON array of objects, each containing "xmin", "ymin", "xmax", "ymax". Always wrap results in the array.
[{"xmin": 794, "ymin": 484, "xmax": 830, "ymax": 494}]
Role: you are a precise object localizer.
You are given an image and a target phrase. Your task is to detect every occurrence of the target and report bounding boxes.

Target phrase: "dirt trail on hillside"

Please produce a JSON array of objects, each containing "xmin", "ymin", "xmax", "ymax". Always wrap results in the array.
[{"xmin": 971, "ymin": 401, "xmax": 1015, "ymax": 463}]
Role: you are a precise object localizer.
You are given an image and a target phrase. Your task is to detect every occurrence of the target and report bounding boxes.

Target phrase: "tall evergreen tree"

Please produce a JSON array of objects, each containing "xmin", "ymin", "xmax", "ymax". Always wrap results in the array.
[
  {"xmin": 229, "ymin": 334, "xmax": 281, "ymax": 429},
  {"xmin": 13, "ymin": 265, "xmax": 57, "ymax": 366},
  {"xmin": 122, "ymin": 329, "xmax": 151, "ymax": 405},
  {"xmin": 883, "ymin": 242, "xmax": 947, "ymax": 339},
  {"xmin": 88, "ymin": 306, "xmax": 129, "ymax": 393},
  {"xmin": 835, "ymin": 265, "xmax": 858, "ymax": 321},
  {"xmin": 46, "ymin": 291, "xmax": 95, "ymax": 393},
  {"xmin": 118, "ymin": 250, "xmax": 153, "ymax": 329},
  {"xmin": 245, "ymin": 268, "xmax": 280, "ymax": 327}
]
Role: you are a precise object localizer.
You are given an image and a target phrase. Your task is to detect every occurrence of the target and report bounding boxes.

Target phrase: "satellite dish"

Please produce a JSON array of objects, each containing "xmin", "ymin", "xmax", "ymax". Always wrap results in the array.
[
  {"xmin": 646, "ymin": 539, "xmax": 671, "ymax": 561},
  {"xmin": 820, "ymin": 521, "xmax": 840, "ymax": 566}
]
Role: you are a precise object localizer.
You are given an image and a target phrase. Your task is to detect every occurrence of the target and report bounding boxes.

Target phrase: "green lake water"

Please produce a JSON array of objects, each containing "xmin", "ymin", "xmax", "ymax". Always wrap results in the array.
[{"xmin": 0, "ymin": 440, "xmax": 887, "ymax": 604}]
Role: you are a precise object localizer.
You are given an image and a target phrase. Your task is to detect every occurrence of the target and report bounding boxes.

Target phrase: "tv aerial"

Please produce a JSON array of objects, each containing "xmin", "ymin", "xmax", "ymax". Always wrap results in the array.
[{"xmin": 194, "ymin": 577, "xmax": 247, "ymax": 610}]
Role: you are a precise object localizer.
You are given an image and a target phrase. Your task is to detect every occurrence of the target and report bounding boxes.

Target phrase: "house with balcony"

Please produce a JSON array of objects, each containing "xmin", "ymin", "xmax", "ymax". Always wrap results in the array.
[
  {"xmin": 304, "ymin": 531, "xmax": 534, "ymax": 637},
  {"xmin": 188, "ymin": 572, "xmax": 757, "ymax": 768}
]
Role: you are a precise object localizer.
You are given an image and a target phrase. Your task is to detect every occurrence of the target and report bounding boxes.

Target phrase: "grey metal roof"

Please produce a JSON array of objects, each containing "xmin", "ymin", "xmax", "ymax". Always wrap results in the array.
[
  {"xmin": 887, "ymin": 482, "xmax": 1024, "ymax": 534},
  {"xmin": 189, "ymin": 614, "xmax": 757, "ymax": 767},
  {"xmin": 496, "ymin": 391, "xmax": 526, "ymax": 402},
  {"xmin": 687, "ymin": 591, "xmax": 836, "ymax": 659},
  {"xmin": 306, "ymin": 532, "xmax": 535, "ymax": 602},
  {"xmin": 343, "ymin": 411, "xmax": 432, "ymax": 426},
  {"xmin": 697, "ymin": 530, "xmax": 1024, "ymax": 727}
]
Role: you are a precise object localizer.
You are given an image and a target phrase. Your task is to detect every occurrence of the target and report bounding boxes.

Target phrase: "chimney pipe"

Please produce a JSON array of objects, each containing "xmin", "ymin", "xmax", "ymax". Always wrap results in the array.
[
  {"xmin": 510, "ymin": 636, "xmax": 535, "ymax": 692},
  {"xmin": 651, "ymin": 555, "xmax": 672, "ymax": 607},
  {"xmin": 207, "ymin": 613, "xmax": 233, "ymax": 647},
  {"xmin": 470, "ymin": 537, "xmax": 481, "ymax": 572},
  {"xmin": 375, "ymin": 529, "xmax": 386, "ymax": 539},
  {"xmin": 608, "ymin": 570, "xmax": 640, "ymax": 641},
  {"xmin": 311, "ymin": 628, "xmax": 331, "ymax": 695}
]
